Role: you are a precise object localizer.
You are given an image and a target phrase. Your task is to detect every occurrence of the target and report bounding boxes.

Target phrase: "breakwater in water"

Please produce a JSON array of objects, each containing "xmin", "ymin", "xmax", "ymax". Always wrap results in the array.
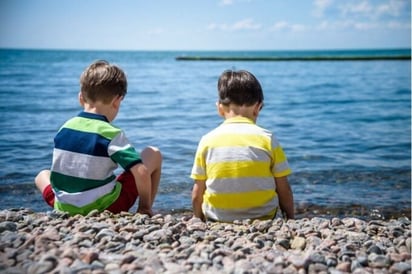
[{"xmin": 176, "ymin": 54, "xmax": 411, "ymax": 61}]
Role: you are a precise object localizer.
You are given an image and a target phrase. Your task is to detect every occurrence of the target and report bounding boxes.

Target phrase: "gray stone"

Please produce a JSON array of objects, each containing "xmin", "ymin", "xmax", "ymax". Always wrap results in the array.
[
  {"xmin": 390, "ymin": 261, "xmax": 412, "ymax": 273},
  {"xmin": 308, "ymin": 252, "xmax": 326, "ymax": 265},
  {"xmin": 95, "ymin": 228, "xmax": 116, "ymax": 240},
  {"xmin": 288, "ymin": 254, "xmax": 308, "ymax": 269},
  {"xmin": 368, "ymin": 253, "xmax": 391, "ymax": 268},
  {"xmin": 367, "ymin": 244, "xmax": 384, "ymax": 255},
  {"xmin": 0, "ymin": 221, "xmax": 17, "ymax": 233},
  {"xmin": 276, "ymin": 238, "xmax": 290, "ymax": 250}
]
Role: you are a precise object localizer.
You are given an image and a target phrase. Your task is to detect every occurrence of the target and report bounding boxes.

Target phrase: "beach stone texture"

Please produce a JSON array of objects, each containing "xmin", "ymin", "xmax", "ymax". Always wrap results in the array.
[{"xmin": 0, "ymin": 208, "xmax": 410, "ymax": 273}]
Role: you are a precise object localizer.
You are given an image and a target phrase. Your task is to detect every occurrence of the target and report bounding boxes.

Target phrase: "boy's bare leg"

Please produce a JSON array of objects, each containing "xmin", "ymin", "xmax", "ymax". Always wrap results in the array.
[
  {"xmin": 140, "ymin": 146, "xmax": 162, "ymax": 206},
  {"xmin": 35, "ymin": 170, "xmax": 51, "ymax": 193}
]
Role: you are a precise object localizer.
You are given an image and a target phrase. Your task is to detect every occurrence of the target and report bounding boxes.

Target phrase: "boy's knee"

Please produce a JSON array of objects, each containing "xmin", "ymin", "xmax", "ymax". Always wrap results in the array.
[
  {"xmin": 144, "ymin": 146, "xmax": 162, "ymax": 161},
  {"xmin": 152, "ymin": 146, "xmax": 162, "ymax": 160},
  {"xmin": 35, "ymin": 170, "xmax": 51, "ymax": 191},
  {"xmin": 35, "ymin": 170, "xmax": 49, "ymax": 182},
  {"xmin": 148, "ymin": 145, "xmax": 161, "ymax": 154}
]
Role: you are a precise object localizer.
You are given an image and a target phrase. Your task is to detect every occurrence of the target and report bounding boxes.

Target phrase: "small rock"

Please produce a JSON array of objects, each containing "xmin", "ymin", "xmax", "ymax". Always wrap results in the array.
[
  {"xmin": 291, "ymin": 236, "xmax": 306, "ymax": 250},
  {"xmin": 368, "ymin": 253, "xmax": 391, "ymax": 268},
  {"xmin": 390, "ymin": 262, "xmax": 412, "ymax": 273},
  {"xmin": 0, "ymin": 221, "xmax": 17, "ymax": 233},
  {"xmin": 367, "ymin": 244, "xmax": 384, "ymax": 255}
]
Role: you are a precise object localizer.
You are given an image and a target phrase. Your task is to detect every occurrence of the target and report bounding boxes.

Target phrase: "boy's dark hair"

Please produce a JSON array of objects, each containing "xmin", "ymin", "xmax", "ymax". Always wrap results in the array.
[
  {"xmin": 218, "ymin": 70, "xmax": 264, "ymax": 106},
  {"xmin": 80, "ymin": 60, "xmax": 127, "ymax": 104}
]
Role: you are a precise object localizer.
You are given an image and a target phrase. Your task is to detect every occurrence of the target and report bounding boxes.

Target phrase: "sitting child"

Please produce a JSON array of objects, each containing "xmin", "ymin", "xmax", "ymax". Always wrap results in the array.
[
  {"xmin": 191, "ymin": 69, "xmax": 294, "ymax": 222},
  {"xmin": 35, "ymin": 60, "xmax": 162, "ymax": 216}
]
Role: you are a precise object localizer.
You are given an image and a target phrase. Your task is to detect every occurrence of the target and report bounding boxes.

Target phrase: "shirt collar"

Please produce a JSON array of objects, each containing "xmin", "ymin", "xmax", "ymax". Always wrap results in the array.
[
  {"xmin": 223, "ymin": 116, "xmax": 255, "ymax": 125},
  {"xmin": 78, "ymin": 111, "xmax": 109, "ymax": 122}
]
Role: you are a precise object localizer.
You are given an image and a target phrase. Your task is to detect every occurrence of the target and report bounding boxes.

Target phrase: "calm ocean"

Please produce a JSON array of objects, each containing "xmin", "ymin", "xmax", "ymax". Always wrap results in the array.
[{"xmin": 0, "ymin": 49, "xmax": 410, "ymax": 220}]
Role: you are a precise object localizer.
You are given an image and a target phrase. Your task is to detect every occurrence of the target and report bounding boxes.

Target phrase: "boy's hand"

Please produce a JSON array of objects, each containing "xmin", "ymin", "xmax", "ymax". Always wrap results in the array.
[
  {"xmin": 130, "ymin": 163, "xmax": 153, "ymax": 215},
  {"xmin": 137, "ymin": 208, "xmax": 153, "ymax": 217},
  {"xmin": 192, "ymin": 180, "xmax": 206, "ymax": 221},
  {"xmin": 275, "ymin": 176, "xmax": 294, "ymax": 219}
]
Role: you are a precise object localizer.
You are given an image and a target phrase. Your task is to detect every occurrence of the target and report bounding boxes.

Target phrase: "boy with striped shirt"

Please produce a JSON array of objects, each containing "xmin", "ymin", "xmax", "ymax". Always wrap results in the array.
[
  {"xmin": 191, "ymin": 70, "xmax": 294, "ymax": 222},
  {"xmin": 35, "ymin": 60, "xmax": 162, "ymax": 216}
]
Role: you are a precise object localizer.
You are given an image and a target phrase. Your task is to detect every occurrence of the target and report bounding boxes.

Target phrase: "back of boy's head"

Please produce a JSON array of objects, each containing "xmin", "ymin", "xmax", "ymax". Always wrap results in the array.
[
  {"xmin": 80, "ymin": 60, "xmax": 127, "ymax": 104},
  {"xmin": 218, "ymin": 70, "xmax": 264, "ymax": 106}
]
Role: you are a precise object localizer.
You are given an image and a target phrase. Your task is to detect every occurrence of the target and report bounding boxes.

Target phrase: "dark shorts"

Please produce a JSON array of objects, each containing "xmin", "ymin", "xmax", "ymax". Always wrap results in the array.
[{"xmin": 42, "ymin": 171, "xmax": 139, "ymax": 214}]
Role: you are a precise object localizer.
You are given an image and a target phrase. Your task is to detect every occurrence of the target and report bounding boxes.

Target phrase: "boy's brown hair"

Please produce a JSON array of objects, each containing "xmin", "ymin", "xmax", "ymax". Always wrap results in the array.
[
  {"xmin": 218, "ymin": 70, "xmax": 264, "ymax": 106},
  {"xmin": 80, "ymin": 60, "xmax": 127, "ymax": 104}
]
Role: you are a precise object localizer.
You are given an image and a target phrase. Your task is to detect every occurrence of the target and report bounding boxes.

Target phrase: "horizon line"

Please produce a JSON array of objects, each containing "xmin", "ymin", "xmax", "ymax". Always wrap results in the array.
[{"xmin": 0, "ymin": 46, "xmax": 410, "ymax": 52}]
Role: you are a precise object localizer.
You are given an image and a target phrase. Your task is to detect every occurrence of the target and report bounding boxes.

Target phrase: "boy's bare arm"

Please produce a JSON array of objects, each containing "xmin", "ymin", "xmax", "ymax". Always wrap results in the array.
[
  {"xmin": 192, "ymin": 180, "xmax": 206, "ymax": 221},
  {"xmin": 275, "ymin": 176, "xmax": 294, "ymax": 219},
  {"xmin": 130, "ymin": 163, "xmax": 153, "ymax": 216}
]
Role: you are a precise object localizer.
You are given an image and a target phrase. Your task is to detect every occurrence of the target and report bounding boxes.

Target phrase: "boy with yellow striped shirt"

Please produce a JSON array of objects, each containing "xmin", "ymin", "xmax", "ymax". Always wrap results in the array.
[{"xmin": 191, "ymin": 70, "xmax": 294, "ymax": 222}]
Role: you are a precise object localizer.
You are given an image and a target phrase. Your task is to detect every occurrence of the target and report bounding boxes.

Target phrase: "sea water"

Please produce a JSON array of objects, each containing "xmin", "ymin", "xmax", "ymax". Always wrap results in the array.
[{"xmin": 0, "ymin": 49, "xmax": 410, "ymax": 219}]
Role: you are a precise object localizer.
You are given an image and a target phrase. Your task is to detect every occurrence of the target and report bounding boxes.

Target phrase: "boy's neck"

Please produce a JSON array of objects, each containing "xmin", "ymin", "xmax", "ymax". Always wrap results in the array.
[
  {"xmin": 79, "ymin": 93, "xmax": 120, "ymax": 122},
  {"xmin": 221, "ymin": 104, "xmax": 258, "ymax": 123},
  {"xmin": 83, "ymin": 102, "xmax": 116, "ymax": 122}
]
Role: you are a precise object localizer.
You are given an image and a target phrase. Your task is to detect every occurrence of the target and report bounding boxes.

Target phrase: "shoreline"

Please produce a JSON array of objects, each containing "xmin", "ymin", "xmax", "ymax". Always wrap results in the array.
[
  {"xmin": 0, "ymin": 208, "xmax": 410, "ymax": 273},
  {"xmin": 1, "ymin": 181, "xmax": 411, "ymax": 222}
]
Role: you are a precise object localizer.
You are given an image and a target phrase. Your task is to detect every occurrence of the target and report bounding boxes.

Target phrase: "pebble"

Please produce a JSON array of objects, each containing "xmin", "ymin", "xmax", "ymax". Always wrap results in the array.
[{"xmin": 0, "ymin": 209, "xmax": 410, "ymax": 273}]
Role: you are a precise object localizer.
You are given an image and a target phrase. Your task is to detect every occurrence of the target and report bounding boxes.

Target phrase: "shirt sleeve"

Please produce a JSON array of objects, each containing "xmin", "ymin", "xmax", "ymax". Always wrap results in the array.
[
  {"xmin": 190, "ymin": 138, "xmax": 207, "ymax": 180},
  {"xmin": 271, "ymin": 136, "xmax": 292, "ymax": 177},
  {"xmin": 108, "ymin": 131, "xmax": 142, "ymax": 170}
]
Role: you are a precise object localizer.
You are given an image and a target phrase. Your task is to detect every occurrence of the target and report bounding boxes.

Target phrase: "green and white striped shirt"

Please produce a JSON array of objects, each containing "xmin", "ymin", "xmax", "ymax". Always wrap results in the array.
[{"xmin": 50, "ymin": 111, "xmax": 141, "ymax": 215}]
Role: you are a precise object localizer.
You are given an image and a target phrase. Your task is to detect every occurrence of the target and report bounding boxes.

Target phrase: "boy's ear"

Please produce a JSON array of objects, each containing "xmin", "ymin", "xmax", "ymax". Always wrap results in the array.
[
  {"xmin": 112, "ymin": 95, "xmax": 122, "ymax": 110},
  {"xmin": 216, "ymin": 101, "xmax": 225, "ymax": 117},
  {"xmin": 253, "ymin": 103, "xmax": 260, "ymax": 117},
  {"xmin": 78, "ymin": 92, "xmax": 85, "ymax": 106}
]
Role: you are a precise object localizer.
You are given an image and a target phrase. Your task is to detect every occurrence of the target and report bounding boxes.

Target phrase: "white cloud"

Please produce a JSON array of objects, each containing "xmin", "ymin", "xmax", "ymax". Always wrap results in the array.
[
  {"xmin": 315, "ymin": 0, "xmax": 410, "ymax": 31},
  {"xmin": 339, "ymin": 0, "xmax": 409, "ymax": 19},
  {"xmin": 313, "ymin": 0, "xmax": 333, "ymax": 17},
  {"xmin": 271, "ymin": 21, "xmax": 289, "ymax": 31},
  {"xmin": 210, "ymin": 0, "xmax": 410, "ymax": 35},
  {"xmin": 218, "ymin": 0, "xmax": 254, "ymax": 6},
  {"xmin": 290, "ymin": 24, "xmax": 308, "ymax": 32},
  {"xmin": 317, "ymin": 17, "xmax": 411, "ymax": 31},
  {"xmin": 207, "ymin": 23, "xmax": 219, "ymax": 30},
  {"xmin": 232, "ymin": 18, "xmax": 261, "ymax": 30},
  {"xmin": 207, "ymin": 18, "xmax": 261, "ymax": 31},
  {"xmin": 316, "ymin": 20, "xmax": 379, "ymax": 30},
  {"xmin": 270, "ymin": 21, "xmax": 308, "ymax": 32},
  {"xmin": 340, "ymin": 1, "xmax": 373, "ymax": 17},
  {"xmin": 317, "ymin": 20, "xmax": 331, "ymax": 30},
  {"xmin": 387, "ymin": 20, "xmax": 412, "ymax": 29},
  {"xmin": 219, "ymin": 0, "xmax": 234, "ymax": 6},
  {"xmin": 352, "ymin": 21, "xmax": 379, "ymax": 30},
  {"xmin": 376, "ymin": 0, "xmax": 408, "ymax": 17}
]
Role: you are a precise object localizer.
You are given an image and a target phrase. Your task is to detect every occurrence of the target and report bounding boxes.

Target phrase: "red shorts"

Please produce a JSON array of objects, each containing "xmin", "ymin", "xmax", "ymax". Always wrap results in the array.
[{"xmin": 42, "ymin": 171, "xmax": 139, "ymax": 214}]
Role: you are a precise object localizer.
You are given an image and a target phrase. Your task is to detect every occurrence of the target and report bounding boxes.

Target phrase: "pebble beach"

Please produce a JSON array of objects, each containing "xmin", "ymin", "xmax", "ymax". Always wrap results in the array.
[{"xmin": 0, "ymin": 209, "xmax": 410, "ymax": 273}]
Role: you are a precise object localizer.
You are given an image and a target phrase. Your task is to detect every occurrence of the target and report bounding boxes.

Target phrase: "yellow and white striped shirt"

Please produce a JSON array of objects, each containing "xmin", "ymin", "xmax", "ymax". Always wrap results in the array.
[{"xmin": 191, "ymin": 116, "xmax": 291, "ymax": 222}]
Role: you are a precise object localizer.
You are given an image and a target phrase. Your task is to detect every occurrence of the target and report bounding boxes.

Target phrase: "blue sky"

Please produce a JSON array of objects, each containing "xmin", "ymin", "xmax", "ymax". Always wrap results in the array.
[{"xmin": 0, "ymin": 0, "xmax": 410, "ymax": 50}]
